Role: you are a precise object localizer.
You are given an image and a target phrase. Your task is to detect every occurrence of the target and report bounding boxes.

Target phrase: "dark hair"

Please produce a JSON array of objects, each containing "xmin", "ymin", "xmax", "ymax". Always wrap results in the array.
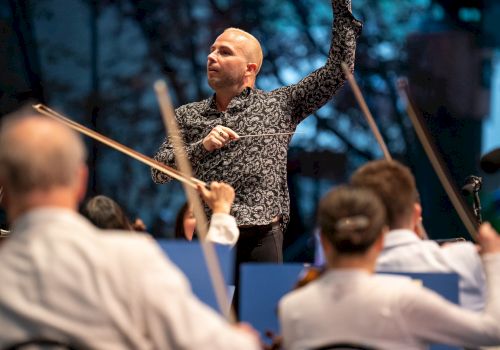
[
  {"xmin": 174, "ymin": 202, "xmax": 195, "ymax": 240},
  {"xmin": 318, "ymin": 185, "xmax": 386, "ymax": 255},
  {"xmin": 83, "ymin": 195, "xmax": 133, "ymax": 231},
  {"xmin": 350, "ymin": 160, "xmax": 418, "ymax": 230}
]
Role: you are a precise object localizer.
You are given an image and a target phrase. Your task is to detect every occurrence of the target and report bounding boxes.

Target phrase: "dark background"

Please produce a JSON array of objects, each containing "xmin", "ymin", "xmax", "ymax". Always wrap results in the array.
[{"xmin": 1, "ymin": 0, "xmax": 499, "ymax": 262}]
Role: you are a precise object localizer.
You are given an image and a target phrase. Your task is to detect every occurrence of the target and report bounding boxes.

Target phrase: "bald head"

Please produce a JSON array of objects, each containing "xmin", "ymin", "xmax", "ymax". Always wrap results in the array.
[
  {"xmin": 0, "ymin": 113, "xmax": 87, "ymax": 195},
  {"xmin": 222, "ymin": 28, "xmax": 263, "ymax": 75}
]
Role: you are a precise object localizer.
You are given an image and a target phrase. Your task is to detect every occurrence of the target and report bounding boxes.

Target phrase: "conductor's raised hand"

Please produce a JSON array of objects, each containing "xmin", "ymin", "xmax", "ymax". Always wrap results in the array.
[
  {"xmin": 202, "ymin": 125, "xmax": 239, "ymax": 152},
  {"xmin": 197, "ymin": 181, "xmax": 235, "ymax": 214}
]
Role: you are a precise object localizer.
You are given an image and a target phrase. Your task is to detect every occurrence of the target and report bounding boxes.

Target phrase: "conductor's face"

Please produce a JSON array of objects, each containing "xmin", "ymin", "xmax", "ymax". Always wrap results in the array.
[{"xmin": 207, "ymin": 30, "xmax": 250, "ymax": 90}]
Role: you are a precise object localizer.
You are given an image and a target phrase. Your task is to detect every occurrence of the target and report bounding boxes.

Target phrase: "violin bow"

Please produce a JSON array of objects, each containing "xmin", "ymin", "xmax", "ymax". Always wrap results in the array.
[
  {"xmin": 396, "ymin": 78, "xmax": 478, "ymax": 242},
  {"xmin": 341, "ymin": 62, "xmax": 430, "ymax": 240},
  {"xmin": 154, "ymin": 80, "xmax": 235, "ymax": 322},
  {"xmin": 341, "ymin": 63, "xmax": 392, "ymax": 161},
  {"xmin": 33, "ymin": 104, "xmax": 205, "ymax": 189},
  {"xmin": 35, "ymin": 101, "xmax": 235, "ymax": 319}
]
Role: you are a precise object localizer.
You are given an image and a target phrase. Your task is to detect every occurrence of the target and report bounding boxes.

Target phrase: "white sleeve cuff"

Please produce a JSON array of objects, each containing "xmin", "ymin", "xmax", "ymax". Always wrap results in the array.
[{"xmin": 206, "ymin": 213, "xmax": 239, "ymax": 247}]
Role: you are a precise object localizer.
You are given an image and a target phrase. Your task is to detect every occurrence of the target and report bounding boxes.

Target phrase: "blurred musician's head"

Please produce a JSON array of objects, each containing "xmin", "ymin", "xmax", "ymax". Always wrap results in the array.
[
  {"xmin": 350, "ymin": 160, "xmax": 421, "ymax": 232},
  {"xmin": 0, "ymin": 111, "xmax": 88, "ymax": 223},
  {"xmin": 317, "ymin": 185, "xmax": 387, "ymax": 271}
]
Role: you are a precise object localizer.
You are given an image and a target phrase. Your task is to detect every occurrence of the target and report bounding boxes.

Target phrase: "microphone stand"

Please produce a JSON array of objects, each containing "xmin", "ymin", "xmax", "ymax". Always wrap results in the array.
[
  {"xmin": 471, "ymin": 190, "xmax": 482, "ymax": 225},
  {"xmin": 461, "ymin": 175, "xmax": 483, "ymax": 226}
]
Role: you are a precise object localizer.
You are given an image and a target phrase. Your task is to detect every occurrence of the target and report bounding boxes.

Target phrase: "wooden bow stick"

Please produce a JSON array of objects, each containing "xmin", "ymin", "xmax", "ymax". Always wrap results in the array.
[
  {"xmin": 341, "ymin": 63, "xmax": 429, "ymax": 240},
  {"xmin": 396, "ymin": 79, "xmax": 478, "ymax": 242},
  {"xmin": 33, "ymin": 104, "xmax": 205, "ymax": 189},
  {"xmin": 35, "ymin": 101, "xmax": 235, "ymax": 317},
  {"xmin": 154, "ymin": 81, "xmax": 235, "ymax": 322},
  {"xmin": 341, "ymin": 63, "xmax": 392, "ymax": 160}
]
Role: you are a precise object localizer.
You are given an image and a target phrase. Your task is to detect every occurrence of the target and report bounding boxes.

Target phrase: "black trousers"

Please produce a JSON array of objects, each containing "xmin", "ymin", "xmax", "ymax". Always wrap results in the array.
[
  {"xmin": 236, "ymin": 221, "xmax": 284, "ymax": 265},
  {"xmin": 233, "ymin": 222, "xmax": 283, "ymax": 317}
]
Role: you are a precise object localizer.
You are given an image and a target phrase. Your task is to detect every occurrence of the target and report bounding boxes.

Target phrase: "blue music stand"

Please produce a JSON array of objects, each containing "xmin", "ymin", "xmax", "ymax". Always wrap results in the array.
[
  {"xmin": 156, "ymin": 240, "xmax": 234, "ymax": 314},
  {"xmin": 378, "ymin": 271, "xmax": 460, "ymax": 350},
  {"xmin": 379, "ymin": 271, "xmax": 459, "ymax": 304},
  {"xmin": 239, "ymin": 263, "xmax": 305, "ymax": 337}
]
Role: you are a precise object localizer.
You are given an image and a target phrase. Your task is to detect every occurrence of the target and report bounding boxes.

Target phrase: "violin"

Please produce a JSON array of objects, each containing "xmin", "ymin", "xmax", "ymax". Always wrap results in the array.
[{"xmin": 294, "ymin": 265, "xmax": 326, "ymax": 289}]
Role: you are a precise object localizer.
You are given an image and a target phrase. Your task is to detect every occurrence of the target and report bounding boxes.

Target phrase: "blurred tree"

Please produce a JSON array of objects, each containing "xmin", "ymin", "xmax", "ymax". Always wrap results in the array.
[
  {"xmin": 26, "ymin": 0, "xmax": 431, "ymax": 240},
  {"xmin": 11, "ymin": 0, "xmax": 493, "ymax": 256}
]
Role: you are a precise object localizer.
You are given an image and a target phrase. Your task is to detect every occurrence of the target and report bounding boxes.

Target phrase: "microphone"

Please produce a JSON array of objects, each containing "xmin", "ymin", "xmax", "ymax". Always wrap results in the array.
[{"xmin": 480, "ymin": 148, "xmax": 500, "ymax": 174}]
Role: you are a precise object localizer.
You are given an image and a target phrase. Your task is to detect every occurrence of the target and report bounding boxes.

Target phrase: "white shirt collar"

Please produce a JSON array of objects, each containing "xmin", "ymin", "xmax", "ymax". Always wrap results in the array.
[
  {"xmin": 322, "ymin": 268, "xmax": 371, "ymax": 281},
  {"xmin": 383, "ymin": 229, "xmax": 421, "ymax": 249}
]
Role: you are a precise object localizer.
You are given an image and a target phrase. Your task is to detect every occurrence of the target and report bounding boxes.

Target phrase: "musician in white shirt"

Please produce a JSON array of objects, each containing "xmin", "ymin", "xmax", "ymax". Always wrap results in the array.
[
  {"xmin": 0, "ymin": 113, "xmax": 258, "ymax": 350},
  {"xmin": 279, "ymin": 185, "xmax": 500, "ymax": 350},
  {"xmin": 351, "ymin": 159, "xmax": 485, "ymax": 311}
]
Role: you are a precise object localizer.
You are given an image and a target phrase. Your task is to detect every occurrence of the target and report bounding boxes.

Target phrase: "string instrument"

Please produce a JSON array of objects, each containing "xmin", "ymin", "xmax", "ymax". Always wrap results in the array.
[{"xmin": 294, "ymin": 265, "xmax": 326, "ymax": 289}]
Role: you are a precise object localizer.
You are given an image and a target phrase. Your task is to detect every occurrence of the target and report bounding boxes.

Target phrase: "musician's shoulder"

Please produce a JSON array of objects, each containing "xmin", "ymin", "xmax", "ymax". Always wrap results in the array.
[{"xmin": 440, "ymin": 240, "xmax": 480, "ymax": 261}]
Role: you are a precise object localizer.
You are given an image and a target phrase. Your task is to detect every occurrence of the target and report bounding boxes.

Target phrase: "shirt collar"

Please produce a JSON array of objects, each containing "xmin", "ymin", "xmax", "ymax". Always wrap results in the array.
[
  {"xmin": 324, "ymin": 268, "xmax": 371, "ymax": 277},
  {"xmin": 204, "ymin": 87, "xmax": 253, "ymax": 114},
  {"xmin": 383, "ymin": 229, "xmax": 421, "ymax": 249}
]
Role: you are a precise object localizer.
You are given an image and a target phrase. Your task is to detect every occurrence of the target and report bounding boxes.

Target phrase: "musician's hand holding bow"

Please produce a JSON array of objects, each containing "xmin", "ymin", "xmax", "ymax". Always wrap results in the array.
[
  {"xmin": 197, "ymin": 181, "xmax": 235, "ymax": 214},
  {"xmin": 202, "ymin": 125, "xmax": 239, "ymax": 152},
  {"xmin": 478, "ymin": 222, "xmax": 500, "ymax": 254}
]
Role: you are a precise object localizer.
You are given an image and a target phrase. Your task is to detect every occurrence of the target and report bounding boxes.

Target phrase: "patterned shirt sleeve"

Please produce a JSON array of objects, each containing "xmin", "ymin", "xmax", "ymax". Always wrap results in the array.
[
  {"xmin": 280, "ymin": 0, "xmax": 363, "ymax": 125},
  {"xmin": 151, "ymin": 106, "xmax": 209, "ymax": 184}
]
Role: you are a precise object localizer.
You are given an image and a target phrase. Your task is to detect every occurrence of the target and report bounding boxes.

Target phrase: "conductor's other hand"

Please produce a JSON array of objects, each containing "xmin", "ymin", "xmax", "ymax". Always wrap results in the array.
[
  {"xmin": 478, "ymin": 222, "xmax": 500, "ymax": 254},
  {"xmin": 202, "ymin": 125, "xmax": 239, "ymax": 152},
  {"xmin": 197, "ymin": 181, "xmax": 235, "ymax": 214}
]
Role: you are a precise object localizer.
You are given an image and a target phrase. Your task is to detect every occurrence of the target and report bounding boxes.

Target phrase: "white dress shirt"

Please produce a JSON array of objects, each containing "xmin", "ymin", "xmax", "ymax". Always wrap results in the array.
[
  {"xmin": 279, "ymin": 254, "xmax": 500, "ymax": 350},
  {"xmin": 377, "ymin": 229, "xmax": 485, "ymax": 311},
  {"xmin": 0, "ymin": 208, "xmax": 258, "ymax": 350}
]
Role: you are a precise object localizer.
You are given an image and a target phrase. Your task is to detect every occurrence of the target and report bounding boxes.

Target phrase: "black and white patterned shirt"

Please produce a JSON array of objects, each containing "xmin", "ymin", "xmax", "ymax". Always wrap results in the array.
[{"xmin": 152, "ymin": 0, "xmax": 362, "ymax": 228}]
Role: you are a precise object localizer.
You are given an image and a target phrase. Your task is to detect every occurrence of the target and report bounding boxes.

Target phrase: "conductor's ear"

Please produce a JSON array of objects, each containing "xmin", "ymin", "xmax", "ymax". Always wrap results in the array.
[{"xmin": 246, "ymin": 62, "xmax": 258, "ymax": 75}]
